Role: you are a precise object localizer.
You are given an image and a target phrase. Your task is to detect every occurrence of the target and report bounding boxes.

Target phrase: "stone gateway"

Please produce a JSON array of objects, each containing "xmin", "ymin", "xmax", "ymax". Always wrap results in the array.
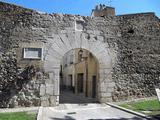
[{"xmin": 0, "ymin": 2, "xmax": 160, "ymax": 107}]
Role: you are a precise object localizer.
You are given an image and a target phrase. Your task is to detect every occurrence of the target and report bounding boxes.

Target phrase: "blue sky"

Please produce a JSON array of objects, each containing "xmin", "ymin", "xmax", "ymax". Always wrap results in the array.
[{"xmin": 1, "ymin": 0, "xmax": 160, "ymax": 17}]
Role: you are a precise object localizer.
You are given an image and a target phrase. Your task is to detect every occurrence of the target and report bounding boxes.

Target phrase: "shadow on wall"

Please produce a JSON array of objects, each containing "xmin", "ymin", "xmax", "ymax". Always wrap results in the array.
[{"xmin": 0, "ymin": 52, "xmax": 44, "ymax": 108}]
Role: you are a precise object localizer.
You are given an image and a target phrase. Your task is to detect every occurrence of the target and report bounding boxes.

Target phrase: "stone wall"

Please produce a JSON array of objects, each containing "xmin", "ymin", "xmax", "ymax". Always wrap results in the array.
[
  {"xmin": 0, "ymin": 1, "xmax": 160, "ymax": 107},
  {"xmin": 112, "ymin": 13, "xmax": 160, "ymax": 101},
  {"xmin": 0, "ymin": 50, "xmax": 56, "ymax": 107},
  {"xmin": 0, "ymin": 2, "xmax": 57, "ymax": 107},
  {"xmin": 0, "ymin": 52, "xmax": 42, "ymax": 107}
]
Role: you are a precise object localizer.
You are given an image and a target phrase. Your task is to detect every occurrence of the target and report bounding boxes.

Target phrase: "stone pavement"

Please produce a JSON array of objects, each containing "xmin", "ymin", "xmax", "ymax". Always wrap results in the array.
[
  {"xmin": 38, "ymin": 103, "xmax": 147, "ymax": 120},
  {"xmin": 35, "ymin": 90, "xmax": 147, "ymax": 120},
  {"xmin": 59, "ymin": 90, "xmax": 98, "ymax": 104}
]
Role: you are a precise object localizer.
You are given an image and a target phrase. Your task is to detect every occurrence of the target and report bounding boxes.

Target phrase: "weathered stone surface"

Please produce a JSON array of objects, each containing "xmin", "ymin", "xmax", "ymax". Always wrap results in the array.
[
  {"xmin": 49, "ymin": 96, "xmax": 57, "ymax": 106},
  {"xmin": 40, "ymin": 84, "xmax": 45, "ymax": 96},
  {"xmin": 45, "ymin": 84, "xmax": 54, "ymax": 95},
  {"xmin": 40, "ymin": 96, "xmax": 49, "ymax": 107},
  {"xmin": 0, "ymin": 1, "xmax": 160, "ymax": 107}
]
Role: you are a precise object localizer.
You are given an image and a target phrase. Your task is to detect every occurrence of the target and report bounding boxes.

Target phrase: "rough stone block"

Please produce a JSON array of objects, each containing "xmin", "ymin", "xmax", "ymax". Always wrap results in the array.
[
  {"xmin": 46, "ymin": 84, "xmax": 54, "ymax": 95},
  {"xmin": 40, "ymin": 84, "xmax": 46, "ymax": 96},
  {"xmin": 108, "ymin": 82, "xmax": 115, "ymax": 87},
  {"xmin": 100, "ymin": 97, "xmax": 112, "ymax": 103},
  {"xmin": 40, "ymin": 96, "xmax": 49, "ymax": 107},
  {"xmin": 49, "ymin": 96, "xmax": 56, "ymax": 106}
]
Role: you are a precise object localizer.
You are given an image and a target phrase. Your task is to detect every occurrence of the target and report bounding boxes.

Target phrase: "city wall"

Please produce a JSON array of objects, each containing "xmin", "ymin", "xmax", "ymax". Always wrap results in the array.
[{"xmin": 0, "ymin": 2, "xmax": 160, "ymax": 107}]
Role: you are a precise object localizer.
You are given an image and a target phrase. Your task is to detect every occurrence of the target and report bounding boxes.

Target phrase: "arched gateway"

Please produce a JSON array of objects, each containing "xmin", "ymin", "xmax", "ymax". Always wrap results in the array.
[
  {"xmin": 0, "ymin": 1, "xmax": 118, "ymax": 107},
  {"xmin": 43, "ymin": 24, "xmax": 116, "ymax": 105},
  {"xmin": 1, "ymin": 2, "xmax": 160, "ymax": 108}
]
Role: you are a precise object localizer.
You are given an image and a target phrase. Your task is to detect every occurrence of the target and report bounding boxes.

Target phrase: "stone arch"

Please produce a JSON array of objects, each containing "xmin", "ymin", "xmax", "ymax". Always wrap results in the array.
[{"xmin": 43, "ymin": 30, "xmax": 116, "ymax": 104}]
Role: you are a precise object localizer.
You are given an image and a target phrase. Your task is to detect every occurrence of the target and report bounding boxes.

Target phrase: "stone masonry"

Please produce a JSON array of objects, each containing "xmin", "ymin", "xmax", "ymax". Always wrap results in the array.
[{"xmin": 0, "ymin": 2, "xmax": 160, "ymax": 107}]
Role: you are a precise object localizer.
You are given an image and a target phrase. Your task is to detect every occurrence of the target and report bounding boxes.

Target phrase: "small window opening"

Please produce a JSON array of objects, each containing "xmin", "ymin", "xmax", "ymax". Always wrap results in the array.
[{"xmin": 128, "ymin": 29, "xmax": 134, "ymax": 34}]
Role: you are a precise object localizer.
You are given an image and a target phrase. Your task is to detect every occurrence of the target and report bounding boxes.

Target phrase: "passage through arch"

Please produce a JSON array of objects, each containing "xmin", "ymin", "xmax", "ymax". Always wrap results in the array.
[{"xmin": 59, "ymin": 48, "xmax": 99, "ymax": 103}]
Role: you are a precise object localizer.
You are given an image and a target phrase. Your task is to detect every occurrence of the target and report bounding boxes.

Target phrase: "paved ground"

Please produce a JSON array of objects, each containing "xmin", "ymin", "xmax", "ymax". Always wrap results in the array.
[
  {"xmin": 39, "ymin": 90, "xmax": 147, "ymax": 120},
  {"xmin": 39, "ymin": 103, "xmax": 147, "ymax": 120},
  {"xmin": 59, "ymin": 90, "xmax": 98, "ymax": 104}
]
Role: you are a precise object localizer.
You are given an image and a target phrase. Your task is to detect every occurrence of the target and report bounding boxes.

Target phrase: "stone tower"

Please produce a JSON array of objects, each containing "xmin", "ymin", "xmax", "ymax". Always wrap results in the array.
[{"xmin": 91, "ymin": 4, "xmax": 115, "ymax": 17}]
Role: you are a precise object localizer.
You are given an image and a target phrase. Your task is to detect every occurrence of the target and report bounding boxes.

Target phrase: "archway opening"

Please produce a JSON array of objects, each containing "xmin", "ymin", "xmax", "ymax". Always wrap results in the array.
[{"xmin": 59, "ymin": 48, "xmax": 99, "ymax": 104}]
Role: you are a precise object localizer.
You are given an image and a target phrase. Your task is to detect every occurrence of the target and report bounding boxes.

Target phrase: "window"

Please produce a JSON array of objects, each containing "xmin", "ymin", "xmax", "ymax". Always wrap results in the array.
[{"xmin": 23, "ymin": 48, "xmax": 42, "ymax": 59}]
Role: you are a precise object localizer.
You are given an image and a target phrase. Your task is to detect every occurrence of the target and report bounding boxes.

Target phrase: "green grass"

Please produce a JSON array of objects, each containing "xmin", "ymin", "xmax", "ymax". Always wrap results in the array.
[
  {"xmin": 0, "ymin": 112, "xmax": 36, "ymax": 120},
  {"xmin": 120, "ymin": 99, "xmax": 160, "ymax": 116}
]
